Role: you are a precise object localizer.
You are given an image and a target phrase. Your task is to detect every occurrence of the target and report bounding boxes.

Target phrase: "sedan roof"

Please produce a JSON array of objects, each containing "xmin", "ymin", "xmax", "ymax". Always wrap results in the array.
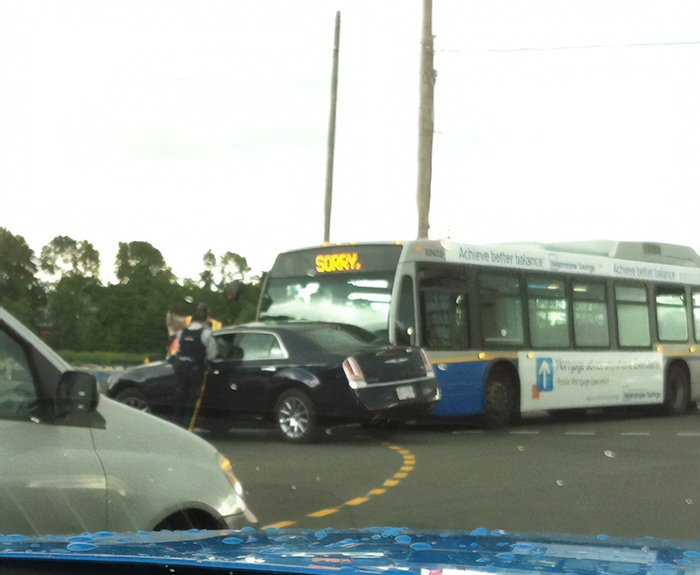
[
  {"xmin": 216, "ymin": 321, "xmax": 378, "ymax": 354},
  {"xmin": 219, "ymin": 321, "xmax": 374, "ymax": 339}
]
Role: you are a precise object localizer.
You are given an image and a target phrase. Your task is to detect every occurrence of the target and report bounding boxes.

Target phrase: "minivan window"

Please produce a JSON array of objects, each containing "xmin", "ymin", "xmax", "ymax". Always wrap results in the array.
[{"xmin": 0, "ymin": 329, "xmax": 37, "ymax": 420}]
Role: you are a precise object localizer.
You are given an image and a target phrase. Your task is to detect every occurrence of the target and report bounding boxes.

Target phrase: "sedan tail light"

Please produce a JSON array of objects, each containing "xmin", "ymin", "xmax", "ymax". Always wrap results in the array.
[
  {"xmin": 342, "ymin": 357, "xmax": 367, "ymax": 389},
  {"xmin": 419, "ymin": 349, "xmax": 435, "ymax": 377}
]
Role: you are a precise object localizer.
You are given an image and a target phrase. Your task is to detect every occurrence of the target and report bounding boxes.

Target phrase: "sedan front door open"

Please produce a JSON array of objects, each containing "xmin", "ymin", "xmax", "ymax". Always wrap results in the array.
[{"xmin": 204, "ymin": 332, "xmax": 287, "ymax": 421}]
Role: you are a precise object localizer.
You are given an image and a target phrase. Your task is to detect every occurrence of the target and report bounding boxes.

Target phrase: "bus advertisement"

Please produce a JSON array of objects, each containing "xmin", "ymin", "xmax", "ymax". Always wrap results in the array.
[{"xmin": 257, "ymin": 239, "xmax": 700, "ymax": 427}]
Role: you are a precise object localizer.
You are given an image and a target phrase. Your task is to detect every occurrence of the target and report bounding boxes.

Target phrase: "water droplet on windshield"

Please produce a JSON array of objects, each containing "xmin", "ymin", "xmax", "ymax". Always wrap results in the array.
[
  {"xmin": 604, "ymin": 450, "xmax": 615, "ymax": 458},
  {"xmin": 222, "ymin": 537, "xmax": 243, "ymax": 545},
  {"xmin": 67, "ymin": 543, "xmax": 97, "ymax": 552}
]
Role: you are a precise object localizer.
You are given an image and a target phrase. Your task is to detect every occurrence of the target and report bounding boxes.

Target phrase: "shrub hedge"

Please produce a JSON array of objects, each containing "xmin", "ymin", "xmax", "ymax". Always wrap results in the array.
[{"xmin": 59, "ymin": 350, "xmax": 164, "ymax": 367}]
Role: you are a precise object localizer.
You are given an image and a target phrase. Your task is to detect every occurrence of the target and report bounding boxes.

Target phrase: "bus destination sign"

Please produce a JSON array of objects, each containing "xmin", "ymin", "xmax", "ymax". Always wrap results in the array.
[{"xmin": 316, "ymin": 252, "xmax": 362, "ymax": 273}]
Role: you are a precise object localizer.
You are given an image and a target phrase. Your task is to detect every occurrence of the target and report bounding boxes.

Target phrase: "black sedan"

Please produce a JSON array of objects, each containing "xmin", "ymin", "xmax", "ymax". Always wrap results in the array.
[{"xmin": 107, "ymin": 322, "xmax": 440, "ymax": 442}]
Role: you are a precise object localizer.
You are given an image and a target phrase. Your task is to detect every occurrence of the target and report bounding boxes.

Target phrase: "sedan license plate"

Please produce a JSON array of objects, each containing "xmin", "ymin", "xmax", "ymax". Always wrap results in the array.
[{"xmin": 396, "ymin": 385, "xmax": 416, "ymax": 400}]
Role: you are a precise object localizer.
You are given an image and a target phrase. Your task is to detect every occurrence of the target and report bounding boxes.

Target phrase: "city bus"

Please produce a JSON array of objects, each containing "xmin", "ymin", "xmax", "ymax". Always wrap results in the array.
[{"xmin": 256, "ymin": 239, "xmax": 700, "ymax": 427}]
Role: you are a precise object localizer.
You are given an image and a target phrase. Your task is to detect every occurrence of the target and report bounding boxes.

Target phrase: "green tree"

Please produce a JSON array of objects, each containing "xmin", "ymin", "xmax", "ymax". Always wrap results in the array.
[
  {"xmin": 115, "ymin": 241, "xmax": 173, "ymax": 283},
  {"xmin": 0, "ymin": 228, "xmax": 44, "ymax": 328},
  {"xmin": 105, "ymin": 241, "xmax": 178, "ymax": 354},
  {"xmin": 46, "ymin": 275, "xmax": 103, "ymax": 351},
  {"xmin": 39, "ymin": 236, "xmax": 102, "ymax": 350},
  {"xmin": 40, "ymin": 236, "xmax": 100, "ymax": 279},
  {"xmin": 219, "ymin": 252, "xmax": 250, "ymax": 288},
  {"xmin": 200, "ymin": 250, "xmax": 216, "ymax": 291}
]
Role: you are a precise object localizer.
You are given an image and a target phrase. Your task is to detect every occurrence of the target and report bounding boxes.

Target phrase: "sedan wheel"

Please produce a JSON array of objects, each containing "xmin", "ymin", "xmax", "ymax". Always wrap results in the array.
[
  {"xmin": 115, "ymin": 387, "xmax": 152, "ymax": 413},
  {"xmin": 275, "ymin": 390, "xmax": 316, "ymax": 443}
]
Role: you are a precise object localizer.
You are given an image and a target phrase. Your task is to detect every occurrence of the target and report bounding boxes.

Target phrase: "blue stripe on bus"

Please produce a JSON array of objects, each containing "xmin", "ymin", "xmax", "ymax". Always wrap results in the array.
[{"xmin": 431, "ymin": 359, "xmax": 519, "ymax": 417}]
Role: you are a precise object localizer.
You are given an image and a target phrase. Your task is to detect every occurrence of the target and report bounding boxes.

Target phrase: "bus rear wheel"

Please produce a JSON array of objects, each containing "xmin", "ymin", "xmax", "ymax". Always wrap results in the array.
[
  {"xmin": 483, "ymin": 364, "xmax": 518, "ymax": 428},
  {"xmin": 663, "ymin": 363, "xmax": 690, "ymax": 415}
]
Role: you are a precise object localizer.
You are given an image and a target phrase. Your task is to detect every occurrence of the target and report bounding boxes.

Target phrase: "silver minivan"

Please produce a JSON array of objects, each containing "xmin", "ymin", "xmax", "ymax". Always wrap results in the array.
[{"xmin": 0, "ymin": 307, "xmax": 257, "ymax": 536}]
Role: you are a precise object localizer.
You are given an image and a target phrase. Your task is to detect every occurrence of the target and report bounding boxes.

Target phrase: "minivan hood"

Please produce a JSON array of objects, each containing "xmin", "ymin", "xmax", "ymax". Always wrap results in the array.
[
  {"xmin": 90, "ymin": 396, "xmax": 251, "ymax": 531},
  {"xmin": 93, "ymin": 396, "xmax": 215, "ymax": 460}
]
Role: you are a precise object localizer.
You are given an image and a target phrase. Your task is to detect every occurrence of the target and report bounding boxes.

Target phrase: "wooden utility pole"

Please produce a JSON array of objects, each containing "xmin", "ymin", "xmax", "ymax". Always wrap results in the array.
[
  {"xmin": 323, "ymin": 11, "xmax": 341, "ymax": 245},
  {"xmin": 416, "ymin": 0, "xmax": 434, "ymax": 239}
]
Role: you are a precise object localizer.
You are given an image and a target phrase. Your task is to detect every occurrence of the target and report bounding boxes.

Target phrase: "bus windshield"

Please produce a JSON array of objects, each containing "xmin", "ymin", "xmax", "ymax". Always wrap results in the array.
[{"xmin": 260, "ymin": 273, "xmax": 395, "ymax": 338}]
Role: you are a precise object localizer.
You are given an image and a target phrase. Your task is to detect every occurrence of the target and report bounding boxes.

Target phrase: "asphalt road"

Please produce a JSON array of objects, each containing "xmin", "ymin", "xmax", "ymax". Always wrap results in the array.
[{"xmin": 208, "ymin": 409, "xmax": 700, "ymax": 542}]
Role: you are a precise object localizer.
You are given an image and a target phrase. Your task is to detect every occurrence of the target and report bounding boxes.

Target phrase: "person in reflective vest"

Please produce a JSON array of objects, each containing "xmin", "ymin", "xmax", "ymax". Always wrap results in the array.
[
  {"xmin": 175, "ymin": 303, "xmax": 217, "ymax": 426},
  {"xmin": 167, "ymin": 311, "xmax": 221, "ymax": 357}
]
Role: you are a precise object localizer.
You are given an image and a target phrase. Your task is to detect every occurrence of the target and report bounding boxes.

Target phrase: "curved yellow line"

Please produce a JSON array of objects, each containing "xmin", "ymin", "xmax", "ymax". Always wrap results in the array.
[{"xmin": 262, "ymin": 442, "xmax": 416, "ymax": 529}]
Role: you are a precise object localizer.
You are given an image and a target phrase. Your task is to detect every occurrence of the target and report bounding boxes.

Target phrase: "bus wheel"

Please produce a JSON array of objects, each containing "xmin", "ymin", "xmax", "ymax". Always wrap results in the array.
[
  {"xmin": 483, "ymin": 365, "xmax": 518, "ymax": 428},
  {"xmin": 663, "ymin": 363, "xmax": 690, "ymax": 415}
]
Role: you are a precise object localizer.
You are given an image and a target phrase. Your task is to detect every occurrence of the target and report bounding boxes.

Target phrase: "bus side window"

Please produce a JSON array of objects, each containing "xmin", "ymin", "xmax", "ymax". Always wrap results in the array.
[
  {"xmin": 479, "ymin": 274, "xmax": 524, "ymax": 346},
  {"xmin": 693, "ymin": 291, "xmax": 700, "ymax": 342},
  {"xmin": 615, "ymin": 285, "xmax": 651, "ymax": 347},
  {"xmin": 421, "ymin": 290, "xmax": 469, "ymax": 351},
  {"xmin": 573, "ymin": 282, "xmax": 609, "ymax": 348},
  {"xmin": 527, "ymin": 277, "xmax": 569, "ymax": 349},
  {"xmin": 655, "ymin": 289, "xmax": 688, "ymax": 342},
  {"xmin": 396, "ymin": 276, "xmax": 416, "ymax": 346}
]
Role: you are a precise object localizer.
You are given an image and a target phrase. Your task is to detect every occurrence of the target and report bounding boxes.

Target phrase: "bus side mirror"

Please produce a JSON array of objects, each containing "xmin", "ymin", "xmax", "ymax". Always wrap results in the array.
[
  {"xmin": 395, "ymin": 323, "xmax": 413, "ymax": 346},
  {"xmin": 259, "ymin": 292, "xmax": 272, "ymax": 313}
]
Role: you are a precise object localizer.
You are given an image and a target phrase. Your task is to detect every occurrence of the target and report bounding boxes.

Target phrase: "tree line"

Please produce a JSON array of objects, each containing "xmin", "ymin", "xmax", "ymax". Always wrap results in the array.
[{"xmin": 0, "ymin": 228, "xmax": 262, "ymax": 356}]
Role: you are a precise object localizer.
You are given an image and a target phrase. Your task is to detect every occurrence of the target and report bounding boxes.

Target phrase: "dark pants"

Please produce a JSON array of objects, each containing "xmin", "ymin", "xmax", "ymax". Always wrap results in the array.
[{"xmin": 174, "ymin": 359, "xmax": 204, "ymax": 427}]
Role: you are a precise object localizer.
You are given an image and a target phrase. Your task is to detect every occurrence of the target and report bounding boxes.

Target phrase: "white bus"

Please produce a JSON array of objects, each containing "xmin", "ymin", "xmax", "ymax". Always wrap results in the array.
[{"xmin": 257, "ymin": 239, "xmax": 700, "ymax": 427}]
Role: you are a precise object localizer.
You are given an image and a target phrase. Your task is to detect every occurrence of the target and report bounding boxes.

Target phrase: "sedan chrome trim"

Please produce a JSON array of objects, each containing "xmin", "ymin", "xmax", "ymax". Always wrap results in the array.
[{"xmin": 359, "ymin": 376, "xmax": 436, "ymax": 388}]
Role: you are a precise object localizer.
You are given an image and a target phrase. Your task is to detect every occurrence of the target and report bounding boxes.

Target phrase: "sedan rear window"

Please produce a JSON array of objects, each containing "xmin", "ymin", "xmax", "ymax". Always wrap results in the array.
[{"xmin": 298, "ymin": 327, "xmax": 370, "ymax": 353}]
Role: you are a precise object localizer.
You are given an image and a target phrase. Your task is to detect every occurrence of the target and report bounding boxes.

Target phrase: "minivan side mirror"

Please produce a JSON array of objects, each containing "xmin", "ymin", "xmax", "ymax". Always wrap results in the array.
[{"xmin": 56, "ymin": 371, "xmax": 99, "ymax": 420}]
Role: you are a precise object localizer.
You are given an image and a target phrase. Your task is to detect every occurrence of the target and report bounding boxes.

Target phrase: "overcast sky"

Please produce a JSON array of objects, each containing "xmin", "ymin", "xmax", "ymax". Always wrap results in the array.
[{"xmin": 2, "ymin": 0, "xmax": 699, "ymax": 284}]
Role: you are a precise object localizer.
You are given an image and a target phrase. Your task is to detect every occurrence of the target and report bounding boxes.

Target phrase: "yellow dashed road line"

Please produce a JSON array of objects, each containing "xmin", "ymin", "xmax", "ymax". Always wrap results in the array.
[
  {"xmin": 265, "ymin": 521, "xmax": 296, "ymax": 529},
  {"xmin": 262, "ymin": 443, "xmax": 416, "ymax": 529},
  {"xmin": 345, "ymin": 497, "xmax": 369, "ymax": 506},
  {"xmin": 307, "ymin": 508, "xmax": 338, "ymax": 518}
]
